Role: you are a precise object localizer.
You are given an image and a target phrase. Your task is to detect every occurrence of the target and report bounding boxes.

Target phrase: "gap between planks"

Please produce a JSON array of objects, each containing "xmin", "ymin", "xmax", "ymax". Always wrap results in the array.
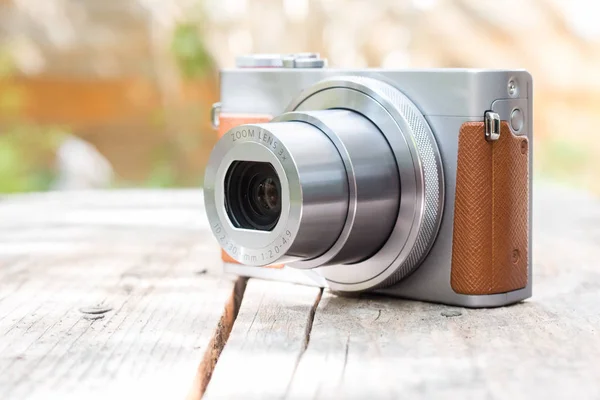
[
  {"xmin": 284, "ymin": 288, "xmax": 323, "ymax": 398},
  {"xmin": 188, "ymin": 277, "xmax": 248, "ymax": 400},
  {"xmin": 201, "ymin": 279, "xmax": 324, "ymax": 400}
]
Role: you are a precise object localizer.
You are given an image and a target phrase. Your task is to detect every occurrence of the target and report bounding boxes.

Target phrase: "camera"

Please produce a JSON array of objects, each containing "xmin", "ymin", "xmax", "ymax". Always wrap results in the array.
[{"xmin": 204, "ymin": 53, "xmax": 532, "ymax": 307}]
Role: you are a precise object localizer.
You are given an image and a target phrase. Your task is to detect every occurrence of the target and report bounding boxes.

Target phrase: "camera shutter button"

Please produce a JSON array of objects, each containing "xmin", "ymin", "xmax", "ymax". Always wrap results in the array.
[
  {"xmin": 235, "ymin": 53, "xmax": 326, "ymax": 68},
  {"xmin": 284, "ymin": 56, "xmax": 326, "ymax": 68}
]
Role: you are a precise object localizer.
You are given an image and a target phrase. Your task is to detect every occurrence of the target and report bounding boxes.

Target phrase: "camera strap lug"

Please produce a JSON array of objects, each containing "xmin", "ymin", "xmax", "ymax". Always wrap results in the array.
[
  {"xmin": 211, "ymin": 102, "xmax": 222, "ymax": 130},
  {"xmin": 484, "ymin": 111, "xmax": 501, "ymax": 142}
]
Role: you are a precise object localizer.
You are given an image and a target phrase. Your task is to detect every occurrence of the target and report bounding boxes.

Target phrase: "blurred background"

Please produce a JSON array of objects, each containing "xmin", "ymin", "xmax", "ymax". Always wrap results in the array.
[{"xmin": 0, "ymin": 0, "xmax": 598, "ymax": 194}]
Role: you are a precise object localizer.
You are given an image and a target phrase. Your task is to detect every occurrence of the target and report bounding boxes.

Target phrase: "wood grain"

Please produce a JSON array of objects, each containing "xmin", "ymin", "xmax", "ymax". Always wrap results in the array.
[
  {"xmin": 285, "ymin": 184, "xmax": 600, "ymax": 399},
  {"xmin": 1, "ymin": 184, "xmax": 600, "ymax": 399},
  {"xmin": 203, "ymin": 280, "xmax": 322, "ymax": 400},
  {"xmin": 0, "ymin": 191, "xmax": 234, "ymax": 400}
]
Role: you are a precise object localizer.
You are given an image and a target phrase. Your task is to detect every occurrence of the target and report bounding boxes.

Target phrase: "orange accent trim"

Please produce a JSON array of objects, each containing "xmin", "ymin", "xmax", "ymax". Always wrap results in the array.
[
  {"xmin": 451, "ymin": 121, "xmax": 529, "ymax": 295},
  {"xmin": 217, "ymin": 113, "xmax": 284, "ymax": 269},
  {"xmin": 221, "ymin": 250, "xmax": 284, "ymax": 269},
  {"xmin": 218, "ymin": 113, "xmax": 272, "ymax": 137},
  {"xmin": 221, "ymin": 249, "xmax": 238, "ymax": 264}
]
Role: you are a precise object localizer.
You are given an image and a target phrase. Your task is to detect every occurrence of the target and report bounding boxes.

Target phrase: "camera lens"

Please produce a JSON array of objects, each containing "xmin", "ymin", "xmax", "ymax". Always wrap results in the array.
[
  {"xmin": 225, "ymin": 161, "xmax": 281, "ymax": 231},
  {"xmin": 204, "ymin": 76, "xmax": 444, "ymax": 293}
]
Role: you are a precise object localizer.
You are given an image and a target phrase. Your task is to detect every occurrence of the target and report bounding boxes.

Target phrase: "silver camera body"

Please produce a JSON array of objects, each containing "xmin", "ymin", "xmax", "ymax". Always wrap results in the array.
[{"xmin": 205, "ymin": 53, "xmax": 533, "ymax": 308}]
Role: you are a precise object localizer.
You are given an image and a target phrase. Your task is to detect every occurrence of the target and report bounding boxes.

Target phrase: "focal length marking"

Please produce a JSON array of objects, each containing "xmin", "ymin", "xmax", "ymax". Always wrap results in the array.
[{"xmin": 213, "ymin": 220, "xmax": 293, "ymax": 265}]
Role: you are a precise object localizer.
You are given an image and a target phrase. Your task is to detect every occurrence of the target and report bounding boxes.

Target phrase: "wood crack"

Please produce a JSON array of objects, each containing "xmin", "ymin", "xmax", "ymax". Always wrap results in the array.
[
  {"xmin": 284, "ymin": 287, "xmax": 323, "ymax": 399},
  {"xmin": 341, "ymin": 335, "xmax": 350, "ymax": 382},
  {"xmin": 189, "ymin": 277, "xmax": 247, "ymax": 400}
]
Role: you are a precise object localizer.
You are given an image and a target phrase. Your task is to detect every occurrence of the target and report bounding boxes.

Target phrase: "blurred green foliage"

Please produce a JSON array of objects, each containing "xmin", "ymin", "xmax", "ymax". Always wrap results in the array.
[
  {"xmin": 144, "ymin": 100, "xmax": 211, "ymax": 188},
  {"xmin": 0, "ymin": 18, "xmax": 215, "ymax": 193},
  {"xmin": 171, "ymin": 23, "xmax": 214, "ymax": 80},
  {"xmin": 537, "ymin": 137, "xmax": 592, "ymax": 187},
  {"xmin": 0, "ymin": 125, "xmax": 67, "ymax": 193},
  {"xmin": 0, "ymin": 49, "xmax": 69, "ymax": 193},
  {"xmin": 148, "ymin": 20, "xmax": 214, "ymax": 188},
  {"xmin": 144, "ymin": 159, "xmax": 178, "ymax": 188}
]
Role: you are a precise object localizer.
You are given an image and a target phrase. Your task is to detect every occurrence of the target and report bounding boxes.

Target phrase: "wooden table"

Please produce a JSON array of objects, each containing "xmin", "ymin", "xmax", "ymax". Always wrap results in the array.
[{"xmin": 1, "ymin": 185, "xmax": 599, "ymax": 399}]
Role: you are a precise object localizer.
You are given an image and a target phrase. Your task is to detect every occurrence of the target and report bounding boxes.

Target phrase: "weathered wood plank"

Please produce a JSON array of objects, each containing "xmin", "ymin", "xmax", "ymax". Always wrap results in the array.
[
  {"xmin": 285, "ymin": 184, "xmax": 600, "ymax": 399},
  {"xmin": 203, "ymin": 279, "xmax": 322, "ymax": 400},
  {"xmin": 0, "ymin": 191, "xmax": 234, "ymax": 400},
  {"xmin": 2, "ymin": 184, "xmax": 600, "ymax": 399}
]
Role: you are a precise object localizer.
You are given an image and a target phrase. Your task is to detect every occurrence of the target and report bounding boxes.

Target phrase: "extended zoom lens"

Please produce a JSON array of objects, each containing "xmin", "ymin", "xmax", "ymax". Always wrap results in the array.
[
  {"xmin": 225, "ymin": 161, "xmax": 281, "ymax": 231},
  {"xmin": 204, "ymin": 76, "xmax": 444, "ymax": 292}
]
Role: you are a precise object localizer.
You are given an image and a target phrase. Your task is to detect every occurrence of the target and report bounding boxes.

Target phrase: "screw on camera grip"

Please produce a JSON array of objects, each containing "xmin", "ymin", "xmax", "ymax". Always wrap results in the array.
[{"xmin": 451, "ymin": 121, "xmax": 529, "ymax": 295}]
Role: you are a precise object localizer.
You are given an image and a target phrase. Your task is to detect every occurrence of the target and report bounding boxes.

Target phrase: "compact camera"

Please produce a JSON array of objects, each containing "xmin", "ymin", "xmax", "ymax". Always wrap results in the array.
[{"xmin": 204, "ymin": 53, "xmax": 532, "ymax": 307}]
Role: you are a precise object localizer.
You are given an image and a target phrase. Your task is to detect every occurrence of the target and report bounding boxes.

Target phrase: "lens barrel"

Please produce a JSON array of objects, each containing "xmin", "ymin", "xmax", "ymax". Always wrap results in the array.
[
  {"xmin": 204, "ymin": 76, "xmax": 444, "ymax": 292},
  {"xmin": 275, "ymin": 110, "xmax": 400, "ymax": 268}
]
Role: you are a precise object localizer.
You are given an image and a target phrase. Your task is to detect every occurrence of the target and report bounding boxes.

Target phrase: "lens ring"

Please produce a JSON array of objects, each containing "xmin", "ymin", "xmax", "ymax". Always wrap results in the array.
[
  {"xmin": 272, "ymin": 109, "xmax": 399, "ymax": 269},
  {"xmin": 205, "ymin": 76, "xmax": 443, "ymax": 288},
  {"xmin": 285, "ymin": 76, "xmax": 444, "ymax": 291},
  {"xmin": 204, "ymin": 122, "xmax": 348, "ymax": 266}
]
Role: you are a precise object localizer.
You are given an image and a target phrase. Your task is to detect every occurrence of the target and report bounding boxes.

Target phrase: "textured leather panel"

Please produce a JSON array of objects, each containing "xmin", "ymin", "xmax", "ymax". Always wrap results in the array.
[
  {"xmin": 451, "ymin": 121, "xmax": 529, "ymax": 295},
  {"xmin": 217, "ymin": 114, "xmax": 285, "ymax": 268}
]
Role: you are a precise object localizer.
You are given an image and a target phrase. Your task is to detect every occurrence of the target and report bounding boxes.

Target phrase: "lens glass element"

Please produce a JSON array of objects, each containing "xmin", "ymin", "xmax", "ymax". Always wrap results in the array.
[{"xmin": 224, "ymin": 161, "xmax": 281, "ymax": 231}]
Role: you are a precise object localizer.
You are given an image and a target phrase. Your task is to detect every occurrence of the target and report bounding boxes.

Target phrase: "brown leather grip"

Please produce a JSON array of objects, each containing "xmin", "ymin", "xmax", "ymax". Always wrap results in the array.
[
  {"xmin": 451, "ymin": 121, "xmax": 529, "ymax": 295},
  {"xmin": 217, "ymin": 113, "xmax": 286, "ymax": 268}
]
